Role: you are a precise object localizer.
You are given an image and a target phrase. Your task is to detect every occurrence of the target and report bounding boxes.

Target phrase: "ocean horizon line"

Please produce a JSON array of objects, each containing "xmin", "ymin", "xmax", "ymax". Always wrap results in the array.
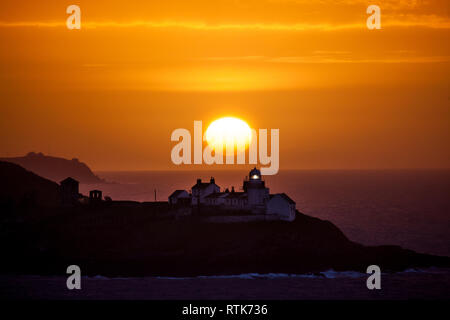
[{"xmin": 94, "ymin": 168, "xmax": 450, "ymax": 174}]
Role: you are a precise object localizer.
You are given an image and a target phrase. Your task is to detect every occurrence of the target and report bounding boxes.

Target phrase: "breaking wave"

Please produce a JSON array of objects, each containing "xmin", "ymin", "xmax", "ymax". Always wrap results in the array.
[{"xmin": 85, "ymin": 267, "xmax": 450, "ymax": 280}]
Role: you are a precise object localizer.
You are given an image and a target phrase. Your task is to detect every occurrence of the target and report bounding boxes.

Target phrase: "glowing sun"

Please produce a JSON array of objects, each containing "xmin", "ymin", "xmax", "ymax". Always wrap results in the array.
[{"xmin": 205, "ymin": 117, "xmax": 252, "ymax": 150}]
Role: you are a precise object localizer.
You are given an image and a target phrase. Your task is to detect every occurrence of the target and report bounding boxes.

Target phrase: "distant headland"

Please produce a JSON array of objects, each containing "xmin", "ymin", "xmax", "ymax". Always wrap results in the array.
[{"xmin": 0, "ymin": 152, "xmax": 103, "ymax": 184}]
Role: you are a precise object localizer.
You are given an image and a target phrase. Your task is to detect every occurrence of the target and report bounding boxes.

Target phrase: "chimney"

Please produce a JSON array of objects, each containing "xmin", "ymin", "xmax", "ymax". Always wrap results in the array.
[
  {"xmin": 210, "ymin": 177, "xmax": 215, "ymax": 184},
  {"xmin": 231, "ymin": 186, "xmax": 235, "ymax": 193},
  {"xmin": 197, "ymin": 179, "xmax": 201, "ymax": 185}
]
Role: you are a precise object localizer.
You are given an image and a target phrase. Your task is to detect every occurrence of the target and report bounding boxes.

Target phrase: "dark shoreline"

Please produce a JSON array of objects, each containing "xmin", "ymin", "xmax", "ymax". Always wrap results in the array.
[
  {"xmin": 1, "ymin": 208, "xmax": 449, "ymax": 278},
  {"xmin": 2, "ymin": 270, "xmax": 450, "ymax": 300}
]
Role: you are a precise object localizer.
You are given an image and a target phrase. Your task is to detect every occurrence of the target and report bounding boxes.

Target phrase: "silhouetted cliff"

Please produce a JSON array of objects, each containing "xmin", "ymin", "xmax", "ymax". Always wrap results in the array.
[
  {"xmin": 0, "ymin": 162, "xmax": 448, "ymax": 277},
  {"xmin": 0, "ymin": 161, "xmax": 60, "ymax": 207},
  {"xmin": 0, "ymin": 206, "xmax": 448, "ymax": 277},
  {"xmin": 0, "ymin": 152, "xmax": 103, "ymax": 183}
]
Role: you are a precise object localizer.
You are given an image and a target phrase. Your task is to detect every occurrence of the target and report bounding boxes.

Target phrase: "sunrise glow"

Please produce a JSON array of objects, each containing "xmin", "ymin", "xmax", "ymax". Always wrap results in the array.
[{"xmin": 205, "ymin": 117, "xmax": 252, "ymax": 151}]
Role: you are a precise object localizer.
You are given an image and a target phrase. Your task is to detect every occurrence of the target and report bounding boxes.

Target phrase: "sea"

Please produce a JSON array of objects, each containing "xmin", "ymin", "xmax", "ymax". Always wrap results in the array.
[{"xmin": 81, "ymin": 169, "xmax": 450, "ymax": 257}]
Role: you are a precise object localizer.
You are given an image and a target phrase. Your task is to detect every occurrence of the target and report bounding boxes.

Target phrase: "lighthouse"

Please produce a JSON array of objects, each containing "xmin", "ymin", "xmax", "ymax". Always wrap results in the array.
[{"xmin": 243, "ymin": 167, "xmax": 269, "ymax": 213}]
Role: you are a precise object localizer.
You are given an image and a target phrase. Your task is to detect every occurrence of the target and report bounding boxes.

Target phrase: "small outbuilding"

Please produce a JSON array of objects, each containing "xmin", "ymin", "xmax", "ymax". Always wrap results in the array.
[
  {"xmin": 60, "ymin": 177, "xmax": 79, "ymax": 205},
  {"xmin": 89, "ymin": 189, "xmax": 103, "ymax": 203},
  {"xmin": 169, "ymin": 190, "xmax": 190, "ymax": 206}
]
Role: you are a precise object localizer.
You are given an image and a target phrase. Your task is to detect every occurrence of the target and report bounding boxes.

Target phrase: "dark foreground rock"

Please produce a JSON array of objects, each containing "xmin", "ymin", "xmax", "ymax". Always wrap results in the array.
[
  {"xmin": 0, "ymin": 204, "xmax": 448, "ymax": 277},
  {"xmin": 0, "ymin": 161, "xmax": 60, "ymax": 207}
]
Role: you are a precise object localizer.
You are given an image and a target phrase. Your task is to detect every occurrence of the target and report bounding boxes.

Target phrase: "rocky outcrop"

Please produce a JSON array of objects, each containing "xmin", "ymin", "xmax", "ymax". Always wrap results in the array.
[{"xmin": 0, "ymin": 152, "xmax": 103, "ymax": 184}]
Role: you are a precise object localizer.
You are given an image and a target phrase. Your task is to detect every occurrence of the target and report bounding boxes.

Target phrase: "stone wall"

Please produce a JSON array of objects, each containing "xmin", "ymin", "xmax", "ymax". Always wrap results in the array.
[{"xmin": 203, "ymin": 214, "xmax": 282, "ymax": 223}]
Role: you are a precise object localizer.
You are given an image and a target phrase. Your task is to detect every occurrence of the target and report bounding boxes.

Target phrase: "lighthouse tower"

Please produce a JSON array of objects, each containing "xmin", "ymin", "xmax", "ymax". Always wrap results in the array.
[{"xmin": 243, "ymin": 167, "xmax": 269, "ymax": 213}]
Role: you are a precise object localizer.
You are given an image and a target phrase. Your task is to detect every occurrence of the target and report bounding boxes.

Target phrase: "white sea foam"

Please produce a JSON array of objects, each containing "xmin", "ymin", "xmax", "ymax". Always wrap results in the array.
[
  {"xmin": 155, "ymin": 270, "xmax": 365, "ymax": 280},
  {"xmin": 82, "ymin": 267, "xmax": 450, "ymax": 281}
]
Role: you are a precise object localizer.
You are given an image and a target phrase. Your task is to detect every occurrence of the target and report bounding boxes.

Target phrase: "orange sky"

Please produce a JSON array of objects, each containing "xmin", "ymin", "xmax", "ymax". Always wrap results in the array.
[{"xmin": 0, "ymin": 0, "xmax": 449, "ymax": 171}]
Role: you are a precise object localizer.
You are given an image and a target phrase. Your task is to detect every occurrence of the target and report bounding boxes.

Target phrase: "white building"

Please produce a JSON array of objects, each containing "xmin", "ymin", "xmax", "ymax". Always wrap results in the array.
[
  {"xmin": 171, "ymin": 168, "xmax": 296, "ymax": 221},
  {"xmin": 266, "ymin": 193, "xmax": 296, "ymax": 221},
  {"xmin": 191, "ymin": 177, "xmax": 220, "ymax": 206}
]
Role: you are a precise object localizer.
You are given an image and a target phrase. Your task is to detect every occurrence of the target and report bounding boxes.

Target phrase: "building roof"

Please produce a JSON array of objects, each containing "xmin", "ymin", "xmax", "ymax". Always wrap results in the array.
[
  {"xmin": 225, "ymin": 192, "xmax": 246, "ymax": 199},
  {"xmin": 169, "ymin": 190, "xmax": 188, "ymax": 199},
  {"xmin": 191, "ymin": 179, "xmax": 220, "ymax": 190},
  {"xmin": 192, "ymin": 182, "xmax": 212, "ymax": 189},
  {"xmin": 205, "ymin": 192, "xmax": 246, "ymax": 199},
  {"xmin": 280, "ymin": 193, "xmax": 296, "ymax": 204},
  {"xmin": 270, "ymin": 193, "xmax": 296, "ymax": 205},
  {"xmin": 205, "ymin": 193, "xmax": 227, "ymax": 199},
  {"xmin": 60, "ymin": 177, "xmax": 79, "ymax": 185}
]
